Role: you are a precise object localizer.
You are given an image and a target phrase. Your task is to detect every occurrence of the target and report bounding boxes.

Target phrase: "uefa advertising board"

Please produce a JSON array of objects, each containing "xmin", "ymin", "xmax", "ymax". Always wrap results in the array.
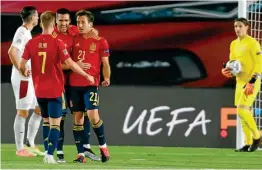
[{"xmin": 2, "ymin": 84, "xmax": 241, "ymax": 148}]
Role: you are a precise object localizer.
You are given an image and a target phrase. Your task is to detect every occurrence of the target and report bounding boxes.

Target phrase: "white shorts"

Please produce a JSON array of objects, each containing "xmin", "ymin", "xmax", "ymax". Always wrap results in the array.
[{"xmin": 11, "ymin": 78, "xmax": 38, "ymax": 110}]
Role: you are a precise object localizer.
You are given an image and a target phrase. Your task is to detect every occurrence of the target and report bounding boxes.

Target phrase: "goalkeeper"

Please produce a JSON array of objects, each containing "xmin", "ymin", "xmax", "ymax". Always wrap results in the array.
[{"xmin": 221, "ymin": 18, "xmax": 262, "ymax": 152}]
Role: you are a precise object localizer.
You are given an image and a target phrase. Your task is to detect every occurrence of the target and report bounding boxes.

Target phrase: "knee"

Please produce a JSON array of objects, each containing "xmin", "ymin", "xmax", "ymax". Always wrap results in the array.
[
  {"xmin": 34, "ymin": 106, "xmax": 41, "ymax": 115},
  {"xmin": 73, "ymin": 112, "xmax": 84, "ymax": 125},
  {"xmin": 17, "ymin": 110, "xmax": 29, "ymax": 118}
]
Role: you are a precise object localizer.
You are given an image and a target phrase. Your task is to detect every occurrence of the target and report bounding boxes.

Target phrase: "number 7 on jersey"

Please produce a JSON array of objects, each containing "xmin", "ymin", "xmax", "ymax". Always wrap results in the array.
[{"xmin": 38, "ymin": 52, "xmax": 46, "ymax": 74}]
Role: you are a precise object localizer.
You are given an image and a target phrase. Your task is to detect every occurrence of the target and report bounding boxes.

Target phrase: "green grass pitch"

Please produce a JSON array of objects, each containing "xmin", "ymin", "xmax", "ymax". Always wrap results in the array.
[{"xmin": 1, "ymin": 144, "xmax": 262, "ymax": 169}]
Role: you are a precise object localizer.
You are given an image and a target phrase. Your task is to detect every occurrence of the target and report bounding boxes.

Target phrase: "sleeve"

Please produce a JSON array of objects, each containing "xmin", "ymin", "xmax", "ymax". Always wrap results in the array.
[
  {"xmin": 229, "ymin": 41, "xmax": 236, "ymax": 60},
  {"xmin": 21, "ymin": 41, "xmax": 31, "ymax": 60},
  {"xmin": 100, "ymin": 38, "xmax": 110, "ymax": 58},
  {"xmin": 251, "ymin": 40, "xmax": 262, "ymax": 75},
  {"xmin": 11, "ymin": 28, "xmax": 26, "ymax": 51},
  {"xmin": 58, "ymin": 39, "xmax": 70, "ymax": 62}
]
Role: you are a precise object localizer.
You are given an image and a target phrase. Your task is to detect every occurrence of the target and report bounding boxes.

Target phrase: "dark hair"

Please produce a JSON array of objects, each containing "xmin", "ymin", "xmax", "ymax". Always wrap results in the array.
[
  {"xmin": 56, "ymin": 8, "xmax": 70, "ymax": 16},
  {"xmin": 234, "ymin": 17, "xmax": 249, "ymax": 26},
  {"xmin": 76, "ymin": 10, "xmax": 94, "ymax": 23},
  {"xmin": 20, "ymin": 6, "xmax": 37, "ymax": 22}
]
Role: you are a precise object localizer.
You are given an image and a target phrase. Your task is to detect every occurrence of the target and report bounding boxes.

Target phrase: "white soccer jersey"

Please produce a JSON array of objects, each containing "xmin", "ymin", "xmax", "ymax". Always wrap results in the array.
[
  {"xmin": 11, "ymin": 26, "xmax": 32, "ymax": 81},
  {"xmin": 10, "ymin": 26, "xmax": 37, "ymax": 110}
]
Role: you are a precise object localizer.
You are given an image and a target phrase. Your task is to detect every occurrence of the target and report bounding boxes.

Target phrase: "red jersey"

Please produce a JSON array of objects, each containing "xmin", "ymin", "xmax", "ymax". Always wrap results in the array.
[
  {"xmin": 69, "ymin": 33, "xmax": 110, "ymax": 86},
  {"xmin": 22, "ymin": 34, "xmax": 70, "ymax": 98},
  {"xmin": 52, "ymin": 25, "xmax": 79, "ymax": 53},
  {"xmin": 53, "ymin": 25, "xmax": 79, "ymax": 85}
]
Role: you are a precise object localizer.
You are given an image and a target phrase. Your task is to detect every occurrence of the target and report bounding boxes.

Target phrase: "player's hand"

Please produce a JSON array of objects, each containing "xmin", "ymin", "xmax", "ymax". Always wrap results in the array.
[
  {"xmin": 244, "ymin": 83, "xmax": 254, "ymax": 95},
  {"xmin": 91, "ymin": 28, "xmax": 99, "ymax": 36},
  {"xmin": 221, "ymin": 68, "xmax": 233, "ymax": 78},
  {"xmin": 86, "ymin": 74, "xmax": 95, "ymax": 84},
  {"xmin": 21, "ymin": 69, "xmax": 31, "ymax": 78},
  {"xmin": 77, "ymin": 60, "xmax": 91, "ymax": 70},
  {"xmin": 102, "ymin": 78, "xmax": 110, "ymax": 87}
]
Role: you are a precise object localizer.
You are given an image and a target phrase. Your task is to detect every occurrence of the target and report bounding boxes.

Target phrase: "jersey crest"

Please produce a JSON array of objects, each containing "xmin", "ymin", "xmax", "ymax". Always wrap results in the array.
[{"xmin": 89, "ymin": 42, "xmax": 96, "ymax": 53}]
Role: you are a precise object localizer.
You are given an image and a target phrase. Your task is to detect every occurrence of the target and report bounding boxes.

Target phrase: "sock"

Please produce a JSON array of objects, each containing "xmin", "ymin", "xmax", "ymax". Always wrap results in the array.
[
  {"xmin": 240, "ymin": 119, "xmax": 253, "ymax": 145},
  {"xmin": 237, "ymin": 107, "xmax": 260, "ymax": 140},
  {"xmin": 93, "ymin": 119, "xmax": 106, "ymax": 146},
  {"xmin": 57, "ymin": 116, "xmax": 65, "ymax": 152},
  {"xmin": 83, "ymin": 115, "xmax": 91, "ymax": 149},
  {"xmin": 14, "ymin": 115, "xmax": 26, "ymax": 151},
  {"xmin": 42, "ymin": 122, "xmax": 50, "ymax": 151},
  {"xmin": 73, "ymin": 124, "xmax": 85, "ymax": 154},
  {"xmin": 47, "ymin": 125, "xmax": 60, "ymax": 155},
  {"xmin": 27, "ymin": 112, "xmax": 42, "ymax": 147}
]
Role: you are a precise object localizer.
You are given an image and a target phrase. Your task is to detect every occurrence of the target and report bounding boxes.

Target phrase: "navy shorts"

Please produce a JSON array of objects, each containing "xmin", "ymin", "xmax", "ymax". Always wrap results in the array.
[
  {"xmin": 62, "ymin": 85, "xmax": 71, "ymax": 115},
  {"xmin": 37, "ymin": 97, "xmax": 63, "ymax": 118},
  {"xmin": 69, "ymin": 86, "xmax": 99, "ymax": 112}
]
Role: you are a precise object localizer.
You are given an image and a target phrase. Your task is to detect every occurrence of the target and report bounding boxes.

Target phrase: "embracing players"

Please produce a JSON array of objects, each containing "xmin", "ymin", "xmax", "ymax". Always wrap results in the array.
[
  {"xmin": 69, "ymin": 10, "xmax": 111, "ymax": 163},
  {"xmin": 53, "ymin": 8, "xmax": 99, "ymax": 162},
  {"xmin": 222, "ymin": 18, "xmax": 262, "ymax": 152},
  {"xmin": 19, "ymin": 11, "xmax": 94, "ymax": 163}
]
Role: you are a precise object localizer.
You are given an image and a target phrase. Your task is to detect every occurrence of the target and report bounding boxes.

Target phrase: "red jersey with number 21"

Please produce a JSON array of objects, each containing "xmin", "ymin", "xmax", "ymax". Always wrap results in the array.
[
  {"xmin": 22, "ymin": 34, "xmax": 70, "ymax": 98},
  {"xmin": 69, "ymin": 33, "xmax": 110, "ymax": 86}
]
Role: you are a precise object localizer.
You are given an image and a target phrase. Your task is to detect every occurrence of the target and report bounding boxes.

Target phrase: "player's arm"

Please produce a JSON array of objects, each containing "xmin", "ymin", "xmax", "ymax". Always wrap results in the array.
[
  {"xmin": 8, "ymin": 29, "xmax": 25, "ymax": 70},
  {"xmin": 100, "ymin": 38, "xmax": 111, "ymax": 86},
  {"xmin": 222, "ymin": 41, "xmax": 234, "ymax": 78},
  {"xmin": 102, "ymin": 57, "xmax": 111, "ymax": 86},
  {"xmin": 244, "ymin": 41, "xmax": 262, "ymax": 95},
  {"xmin": 19, "ymin": 42, "xmax": 31, "ymax": 77},
  {"xmin": 62, "ymin": 63, "xmax": 71, "ymax": 70},
  {"xmin": 64, "ymin": 58, "xmax": 94, "ymax": 84},
  {"xmin": 58, "ymin": 40, "xmax": 94, "ymax": 84}
]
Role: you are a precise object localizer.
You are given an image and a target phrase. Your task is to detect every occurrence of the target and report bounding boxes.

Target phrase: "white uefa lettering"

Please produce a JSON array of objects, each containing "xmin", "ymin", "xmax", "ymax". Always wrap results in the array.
[{"xmin": 122, "ymin": 106, "xmax": 212, "ymax": 137}]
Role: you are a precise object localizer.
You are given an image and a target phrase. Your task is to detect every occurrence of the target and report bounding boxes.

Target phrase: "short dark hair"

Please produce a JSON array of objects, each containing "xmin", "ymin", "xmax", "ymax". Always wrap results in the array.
[
  {"xmin": 20, "ymin": 6, "xmax": 37, "ymax": 22},
  {"xmin": 56, "ymin": 8, "xmax": 70, "ymax": 16},
  {"xmin": 234, "ymin": 17, "xmax": 249, "ymax": 26},
  {"xmin": 76, "ymin": 10, "xmax": 94, "ymax": 23}
]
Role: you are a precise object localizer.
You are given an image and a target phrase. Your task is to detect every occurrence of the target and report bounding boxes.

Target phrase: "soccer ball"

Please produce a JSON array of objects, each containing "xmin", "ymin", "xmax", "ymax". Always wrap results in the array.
[{"xmin": 226, "ymin": 60, "xmax": 242, "ymax": 76}]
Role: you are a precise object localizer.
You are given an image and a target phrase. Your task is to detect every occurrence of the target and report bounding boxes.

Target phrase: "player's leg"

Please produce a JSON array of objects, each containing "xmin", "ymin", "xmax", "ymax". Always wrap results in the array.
[
  {"xmin": 83, "ymin": 111, "xmax": 100, "ymax": 161},
  {"xmin": 236, "ymin": 81, "xmax": 261, "ymax": 152},
  {"xmin": 44, "ymin": 97, "xmax": 63, "ymax": 164},
  {"xmin": 26, "ymin": 83, "xmax": 42, "ymax": 149},
  {"xmin": 56, "ymin": 91, "xmax": 68, "ymax": 163},
  {"xmin": 12, "ymin": 79, "xmax": 36, "ymax": 157},
  {"xmin": 25, "ymin": 95, "xmax": 45, "ymax": 156},
  {"xmin": 37, "ymin": 98, "xmax": 50, "ymax": 154},
  {"xmin": 84, "ymin": 86, "xmax": 109, "ymax": 163},
  {"xmin": 70, "ymin": 87, "xmax": 86, "ymax": 163}
]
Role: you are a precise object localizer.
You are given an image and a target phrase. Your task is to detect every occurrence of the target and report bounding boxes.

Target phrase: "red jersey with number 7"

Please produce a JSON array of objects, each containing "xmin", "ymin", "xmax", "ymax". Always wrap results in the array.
[
  {"xmin": 69, "ymin": 33, "xmax": 110, "ymax": 86},
  {"xmin": 22, "ymin": 34, "xmax": 70, "ymax": 98}
]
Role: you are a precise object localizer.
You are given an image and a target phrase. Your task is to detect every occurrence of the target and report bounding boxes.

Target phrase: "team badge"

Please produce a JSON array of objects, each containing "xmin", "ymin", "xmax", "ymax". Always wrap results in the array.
[
  {"xmin": 89, "ymin": 42, "xmax": 96, "ymax": 53},
  {"xmin": 63, "ymin": 49, "xmax": 68, "ymax": 55}
]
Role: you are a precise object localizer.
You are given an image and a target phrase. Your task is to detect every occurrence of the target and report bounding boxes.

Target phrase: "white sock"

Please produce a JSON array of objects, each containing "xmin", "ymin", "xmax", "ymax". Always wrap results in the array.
[
  {"xmin": 27, "ymin": 112, "xmax": 42, "ymax": 147},
  {"xmin": 57, "ymin": 150, "xmax": 64, "ymax": 155},
  {"xmin": 83, "ymin": 144, "xmax": 91, "ymax": 149},
  {"xmin": 14, "ymin": 115, "xmax": 26, "ymax": 151},
  {"xmin": 99, "ymin": 144, "xmax": 107, "ymax": 148}
]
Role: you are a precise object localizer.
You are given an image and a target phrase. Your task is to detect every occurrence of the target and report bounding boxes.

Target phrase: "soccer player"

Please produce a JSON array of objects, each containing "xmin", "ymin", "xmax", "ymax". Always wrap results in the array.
[
  {"xmin": 69, "ymin": 10, "xmax": 110, "ymax": 163},
  {"xmin": 8, "ymin": 6, "xmax": 44, "ymax": 157},
  {"xmin": 19, "ymin": 11, "xmax": 94, "ymax": 164},
  {"xmin": 222, "ymin": 18, "xmax": 262, "ymax": 152},
  {"xmin": 54, "ymin": 8, "xmax": 99, "ymax": 162}
]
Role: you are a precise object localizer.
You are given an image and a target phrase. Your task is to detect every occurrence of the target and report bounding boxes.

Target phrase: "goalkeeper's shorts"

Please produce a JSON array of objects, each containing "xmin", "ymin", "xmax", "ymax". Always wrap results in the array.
[{"xmin": 234, "ymin": 79, "xmax": 261, "ymax": 107}]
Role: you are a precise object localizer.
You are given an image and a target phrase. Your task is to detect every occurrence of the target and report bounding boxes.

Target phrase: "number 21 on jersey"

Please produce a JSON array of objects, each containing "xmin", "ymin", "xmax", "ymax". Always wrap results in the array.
[
  {"xmin": 78, "ymin": 50, "xmax": 85, "ymax": 61},
  {"xmin": 38, "ymin": 52, "xmax": 46, "ymax": 74}
]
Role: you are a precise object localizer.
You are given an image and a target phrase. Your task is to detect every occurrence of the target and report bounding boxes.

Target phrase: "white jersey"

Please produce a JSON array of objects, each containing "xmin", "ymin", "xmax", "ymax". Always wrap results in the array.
[
  {"xmin": 11, "ymin": 26, "xmax": 32, "ymax": 81},
  {"xmin": 10, "ymin": 26, "xmax": 37, "ymax": 110}
]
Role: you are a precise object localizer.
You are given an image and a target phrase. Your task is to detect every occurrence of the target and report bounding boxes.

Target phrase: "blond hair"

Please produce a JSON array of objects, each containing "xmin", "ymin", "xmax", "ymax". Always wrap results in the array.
[{"xmin": 40, "ymin": 11, "xmax": 55, "ymax": 28}]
